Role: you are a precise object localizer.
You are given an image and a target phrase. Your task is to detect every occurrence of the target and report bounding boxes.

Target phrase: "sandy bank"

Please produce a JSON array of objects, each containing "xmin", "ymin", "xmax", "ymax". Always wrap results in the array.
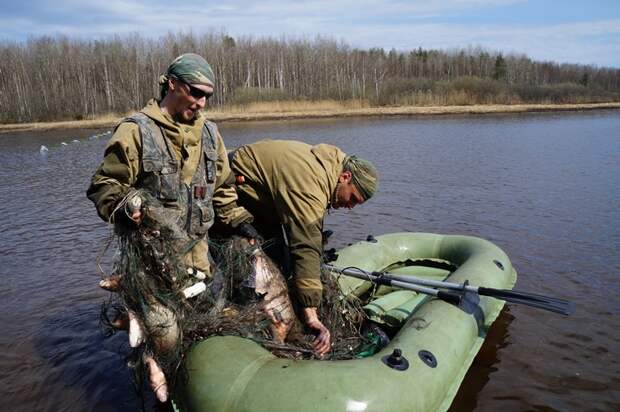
[{"xmin": 2, "ymin": 102, "xmax": 620, "ymax": 134}]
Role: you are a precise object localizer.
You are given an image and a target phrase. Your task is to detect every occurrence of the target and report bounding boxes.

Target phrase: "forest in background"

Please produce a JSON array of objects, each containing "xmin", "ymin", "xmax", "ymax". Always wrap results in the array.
[{"xmin": 1, "ymin": 31, "xmax": 620, "ymax": 123}]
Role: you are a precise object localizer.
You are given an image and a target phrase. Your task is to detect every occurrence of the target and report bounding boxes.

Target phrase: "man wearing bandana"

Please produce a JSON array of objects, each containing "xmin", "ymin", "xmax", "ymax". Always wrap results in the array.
[
  {"xmin": 229, "ymin": 139, "xmax": 378, "ymax": 356},
  {"xmin": 87, "ymin": 53, "xmax": 254, "ymax": 402}
]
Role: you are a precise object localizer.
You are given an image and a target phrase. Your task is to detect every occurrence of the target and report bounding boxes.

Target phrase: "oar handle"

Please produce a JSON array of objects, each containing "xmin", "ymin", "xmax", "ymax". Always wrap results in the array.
[
  {"xmin": 436, "ymin": 290, "xmax": 462, "ymax": 305},
  {"xmin": 389, "ymin": 278, "xmax": 461, "ymax": 305},
  {"xmin": 325, "ymin": 265, "xmax": 462, "ymax": 306}
]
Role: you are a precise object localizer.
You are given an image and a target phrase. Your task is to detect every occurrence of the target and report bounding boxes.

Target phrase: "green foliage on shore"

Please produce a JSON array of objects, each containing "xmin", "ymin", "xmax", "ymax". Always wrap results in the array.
[{"xmin": 1, "ymin": 32, "xmax": 619, "ymax": 123}]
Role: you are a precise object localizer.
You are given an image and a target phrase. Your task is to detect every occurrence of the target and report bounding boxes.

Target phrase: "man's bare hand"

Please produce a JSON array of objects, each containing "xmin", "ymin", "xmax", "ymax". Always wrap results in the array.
[
  {"xmin": 303, "ymin": 307, "xmax": 331, "ymax": 355},
  {"xmin": 127, "ymin": 194, "xmax": 143, "ymax": 224},
  {"xmin": 130, "ymin": 209, "xmax": 142, "ymax": 224}
]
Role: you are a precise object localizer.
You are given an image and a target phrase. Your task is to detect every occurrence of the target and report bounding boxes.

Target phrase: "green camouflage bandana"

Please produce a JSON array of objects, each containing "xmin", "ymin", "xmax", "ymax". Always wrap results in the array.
[
  {"xmin": 158, "ymin": 53, "xmax": 215, "ymax": 97},
  {"xmin": 343, "ymin": 155, "xmax": 378, "ymax": 200}
]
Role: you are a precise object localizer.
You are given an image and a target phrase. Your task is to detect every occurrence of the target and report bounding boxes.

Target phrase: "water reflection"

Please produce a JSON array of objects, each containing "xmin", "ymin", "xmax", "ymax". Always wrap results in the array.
[{"xmin": 449, "ymin": 307, "xmax": 515, "ymax": 412}]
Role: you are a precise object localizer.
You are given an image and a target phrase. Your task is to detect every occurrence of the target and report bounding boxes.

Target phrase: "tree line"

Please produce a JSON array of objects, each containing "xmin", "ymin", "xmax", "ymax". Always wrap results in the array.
[{"xmin": 1, "ymin": 31, "xmax": 619, "ymax": 123}]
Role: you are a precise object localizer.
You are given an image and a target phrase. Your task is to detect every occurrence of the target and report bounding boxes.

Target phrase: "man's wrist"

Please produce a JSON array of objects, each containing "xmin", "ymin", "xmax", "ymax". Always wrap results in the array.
[{"xmin": 303, "ymin": 307, "xmax": 319, "ymax": 323}]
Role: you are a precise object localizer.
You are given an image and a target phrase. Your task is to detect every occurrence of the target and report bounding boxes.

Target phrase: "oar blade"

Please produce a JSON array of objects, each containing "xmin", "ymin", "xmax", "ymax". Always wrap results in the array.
[
  {"xmin": 479, "ymin": 287, "xmax": 568, "ymax": 304},
  {"xmin": 479, "ymin": 287, "xmax": 575, "ymax": 315},
  {"xmin": 504, "ymin": 295, "xmax": 575, "ymax": 315}
]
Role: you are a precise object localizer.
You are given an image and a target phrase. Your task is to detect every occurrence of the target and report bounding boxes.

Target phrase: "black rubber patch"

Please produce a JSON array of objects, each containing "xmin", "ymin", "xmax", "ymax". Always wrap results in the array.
[
  {"xmin": 493, "ymin": 260, "xmax": 504, "ymax": 270},
  {"xmin": 366, "ymin": 235, "xmax": 378, "ymax": 243},
  {"xmin": 418, "ymin": 350, "xmax": 438, "ymax": 368}
]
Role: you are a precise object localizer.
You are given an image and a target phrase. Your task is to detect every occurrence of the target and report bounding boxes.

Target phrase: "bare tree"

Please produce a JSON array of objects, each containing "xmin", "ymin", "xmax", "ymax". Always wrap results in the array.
[{"xmin": 1, "ymin": 31, "xmax": 619, "ymax": 123}]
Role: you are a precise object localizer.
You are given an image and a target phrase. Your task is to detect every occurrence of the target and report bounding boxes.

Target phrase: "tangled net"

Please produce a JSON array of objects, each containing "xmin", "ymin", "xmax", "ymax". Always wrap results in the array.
[
  {"xmin": 100, "ymin": 191, "xmax": 370, "ymax": 396},
  {"xmin": 186, "ymin": 238, "xmax": 368, "ymax": 360}
]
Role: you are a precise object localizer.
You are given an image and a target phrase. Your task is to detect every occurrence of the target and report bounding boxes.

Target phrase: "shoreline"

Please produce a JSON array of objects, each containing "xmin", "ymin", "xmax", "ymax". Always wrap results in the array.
[{"xmin": 2, "ymin": 102, "xmax": 620, "ymax": 134}]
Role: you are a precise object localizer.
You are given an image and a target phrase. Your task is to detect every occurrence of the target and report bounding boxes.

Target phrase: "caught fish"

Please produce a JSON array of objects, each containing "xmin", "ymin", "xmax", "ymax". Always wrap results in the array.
[
  {"xmin": 99, "ymin": 274, "xmax": 121, "ymax": 291},
  {"xmin": 237, "ymin": 238, "xmax": 296, "ymax": 343},
  {"xmin": 144, "ymin": 354, "xmax": 168, "ymax": 402},
  {"xmin": 254, "ymin": 253, "xmax": 296, "ymax": 343},
  {"xmin": 128, "ymin": 310, "xmax": 144, "ymax": 347}
]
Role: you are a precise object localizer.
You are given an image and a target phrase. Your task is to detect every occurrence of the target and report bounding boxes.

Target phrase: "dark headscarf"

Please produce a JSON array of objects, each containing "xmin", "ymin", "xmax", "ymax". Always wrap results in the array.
[
  {"xmin": 343, "ymin": 155, "xmax": 378, "ymax": 200},
  {"xmin": 158, "ymin": 53, "xmax": 215, "ymax": 98}
]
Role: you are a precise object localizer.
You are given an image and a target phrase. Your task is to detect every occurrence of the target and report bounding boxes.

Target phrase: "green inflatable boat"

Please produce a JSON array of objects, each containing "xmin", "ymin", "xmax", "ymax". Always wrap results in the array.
[{"xmin": 173, "ymin": 233, "xmax": 517, "ymax": 412}]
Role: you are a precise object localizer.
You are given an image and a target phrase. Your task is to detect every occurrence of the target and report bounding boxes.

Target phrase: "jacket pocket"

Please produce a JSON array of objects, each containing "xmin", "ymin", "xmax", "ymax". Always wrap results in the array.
[
  {"xmin": 158, "ymin": 163, "xmax": 179, "ymax": 200},
  {"xmin": 191, "ymin": 202, "xmax": 213, "ymax": 235},
  {"xmin": 143, "ymin": 158, "xmax": 179, "ymax": 201},
  {"xmin": 204, "ymin": 149, "xmax": 218, "ymax": 183}
]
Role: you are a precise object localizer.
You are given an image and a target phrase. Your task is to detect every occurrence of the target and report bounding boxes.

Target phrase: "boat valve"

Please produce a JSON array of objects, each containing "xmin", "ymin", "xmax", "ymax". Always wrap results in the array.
[
  {"xmin": 382, "ymin": 348, "xmax": 409, "ymax": 371},
  {"xmin": 418, "ymin": 350, "xmax": 438, "ymax": 368}
]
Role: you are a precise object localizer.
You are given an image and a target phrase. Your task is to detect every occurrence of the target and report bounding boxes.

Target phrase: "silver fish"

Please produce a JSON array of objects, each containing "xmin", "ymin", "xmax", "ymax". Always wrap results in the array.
[{"xmin": 238, "ymin": 238, "xmax": 296, "ymax": 343}]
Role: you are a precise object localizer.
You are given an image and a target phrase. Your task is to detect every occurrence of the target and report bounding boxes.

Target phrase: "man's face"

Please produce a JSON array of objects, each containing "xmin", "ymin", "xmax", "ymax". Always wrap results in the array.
[
  {"xmin": 332, "ymin": 171, "xmax": 365, "ymax": 210},
  {"xmin": 169, "ymin": 78, "xmax": 213, "ymax": 122}
]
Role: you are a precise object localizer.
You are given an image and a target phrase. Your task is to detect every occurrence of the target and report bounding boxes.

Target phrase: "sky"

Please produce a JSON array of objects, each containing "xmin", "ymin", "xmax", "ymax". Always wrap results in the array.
[{"xmin": 2, "ymin": 0, "xmax": 620, "ymax": 68}]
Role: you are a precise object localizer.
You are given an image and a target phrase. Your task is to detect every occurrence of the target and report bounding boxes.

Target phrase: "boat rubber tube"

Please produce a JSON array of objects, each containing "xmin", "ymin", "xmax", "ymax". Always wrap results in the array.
[{"xmin": 173, "ymin": 233, "xmax": 517, "ymax": 412}]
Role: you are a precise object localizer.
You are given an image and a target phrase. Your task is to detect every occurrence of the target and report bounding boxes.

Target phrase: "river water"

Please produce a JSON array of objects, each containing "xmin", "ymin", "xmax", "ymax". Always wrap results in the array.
[{"xmin": 1, "ymin": 111, "xmax": 619, "ymax": 411}]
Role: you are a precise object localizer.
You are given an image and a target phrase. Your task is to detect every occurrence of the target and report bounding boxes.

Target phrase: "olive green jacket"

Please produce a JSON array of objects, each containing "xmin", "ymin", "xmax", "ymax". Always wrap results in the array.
[
  {"xmin": 87, "ymin": 99, "xmax": 251, "ymax": 274},
  {"xmin": 231, "ymin": 139, "xmax": 346, "ymax": 307}
]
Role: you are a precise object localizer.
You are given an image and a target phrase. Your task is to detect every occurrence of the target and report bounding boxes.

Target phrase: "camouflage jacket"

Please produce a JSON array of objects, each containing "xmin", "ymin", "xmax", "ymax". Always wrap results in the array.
[{"xmin": 87, "ymin": 99, "xmax": 251, "ymax": 274}]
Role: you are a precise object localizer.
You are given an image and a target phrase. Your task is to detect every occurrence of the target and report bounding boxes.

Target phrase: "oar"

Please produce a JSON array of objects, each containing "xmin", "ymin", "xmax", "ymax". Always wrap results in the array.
[
  {"xmin": 328, "ymin": 266, "xmax": 462, "ymax": 305},
  {"xmin": 325, "ymin": 265, "xmax": 575, "ymax": 315}
]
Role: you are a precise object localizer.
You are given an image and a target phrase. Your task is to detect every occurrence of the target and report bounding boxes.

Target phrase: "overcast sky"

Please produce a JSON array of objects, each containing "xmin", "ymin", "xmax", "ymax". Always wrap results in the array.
[{"xmin": 2, "ymin": 0, "xmax": 620, "ymax": 68}]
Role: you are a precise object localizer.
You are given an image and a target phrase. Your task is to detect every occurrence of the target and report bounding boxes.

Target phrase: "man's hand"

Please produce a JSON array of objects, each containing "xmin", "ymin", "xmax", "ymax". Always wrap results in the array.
[
  {"xmin": 114, "ymin": 192, "xmax": 143, "ymax": 226},
  {"xmin": 126, "ymin": 193, "xmax": 143, "ymax": 225},
  {"xmin": 129, "ymin": 209, "xmax": 142, "ymax": 224},
  {"xmin": 303, "ymin": 307, "xmax": 331, "ymax": 355}
]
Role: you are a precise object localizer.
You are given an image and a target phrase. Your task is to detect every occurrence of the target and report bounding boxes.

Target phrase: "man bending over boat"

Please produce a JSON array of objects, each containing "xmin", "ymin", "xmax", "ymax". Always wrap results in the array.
[
  {"xmin": 87, "ymin": 53, "xmax": 257, "ymax": 402},
  {"xmin": 227, "ymin": 139, "xmax": 378, "ymax": 355}
]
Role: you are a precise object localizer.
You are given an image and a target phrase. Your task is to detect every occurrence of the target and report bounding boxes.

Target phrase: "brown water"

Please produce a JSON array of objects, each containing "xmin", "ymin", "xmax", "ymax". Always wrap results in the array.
[{"xmin": 1, "ymin": 111, "xmax": 619, "ymax": 411}]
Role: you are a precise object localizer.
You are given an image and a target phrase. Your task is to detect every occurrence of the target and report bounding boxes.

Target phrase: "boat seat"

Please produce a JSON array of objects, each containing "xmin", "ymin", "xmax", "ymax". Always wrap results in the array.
[{"xmin": 363, "ymin": 265, "xmax": 451, "ymax": 327}]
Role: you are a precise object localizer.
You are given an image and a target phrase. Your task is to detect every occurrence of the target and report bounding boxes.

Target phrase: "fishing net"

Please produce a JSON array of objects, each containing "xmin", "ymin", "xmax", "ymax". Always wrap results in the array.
[
  {"xmin": 100, "ymin": 190, "xmax": 209, "ymax": 391},
  {"xmin": 99, "ymin": 191, "xmax": 370, "ymax": 396},
  {"xmin": 185, "ymin": 235, "xmax": 369, "ymax": 360}
]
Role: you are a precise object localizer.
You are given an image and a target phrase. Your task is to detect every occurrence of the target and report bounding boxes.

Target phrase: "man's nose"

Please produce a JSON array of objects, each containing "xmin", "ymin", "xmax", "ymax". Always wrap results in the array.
[{"xmin": 194, "ymin": 96, "xmax": 207, "ymax": 109}]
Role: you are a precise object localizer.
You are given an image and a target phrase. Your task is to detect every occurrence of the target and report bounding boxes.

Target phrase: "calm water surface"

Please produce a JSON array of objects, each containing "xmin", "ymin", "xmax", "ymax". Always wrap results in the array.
[{"xmin": 1, "ymin": 111, "xmax": 619, "ymax": 411}]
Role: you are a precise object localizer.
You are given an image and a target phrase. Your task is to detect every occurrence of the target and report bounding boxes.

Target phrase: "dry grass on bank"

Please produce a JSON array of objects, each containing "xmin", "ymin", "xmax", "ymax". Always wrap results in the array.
[
  {"xmin": 214, "ymin": 99, "xmax": 371, "ymax": 114},
  {"xmin": 1, "ymin": 101, "xmax": 620, "ymax": 134},
  {"xmin": 206, "ymin": 101, "xmax": 620, "ymax": 122}
]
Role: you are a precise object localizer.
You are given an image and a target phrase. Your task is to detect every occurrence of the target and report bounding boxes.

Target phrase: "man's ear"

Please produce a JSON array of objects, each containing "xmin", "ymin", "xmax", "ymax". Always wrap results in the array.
[
  {"xmin": 168, "ymin": 78, "xmax": 176, "ymax": 91},
  {"xmin": 339, "ymin": 170, "xmax": 352, "ymax": 183}
]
